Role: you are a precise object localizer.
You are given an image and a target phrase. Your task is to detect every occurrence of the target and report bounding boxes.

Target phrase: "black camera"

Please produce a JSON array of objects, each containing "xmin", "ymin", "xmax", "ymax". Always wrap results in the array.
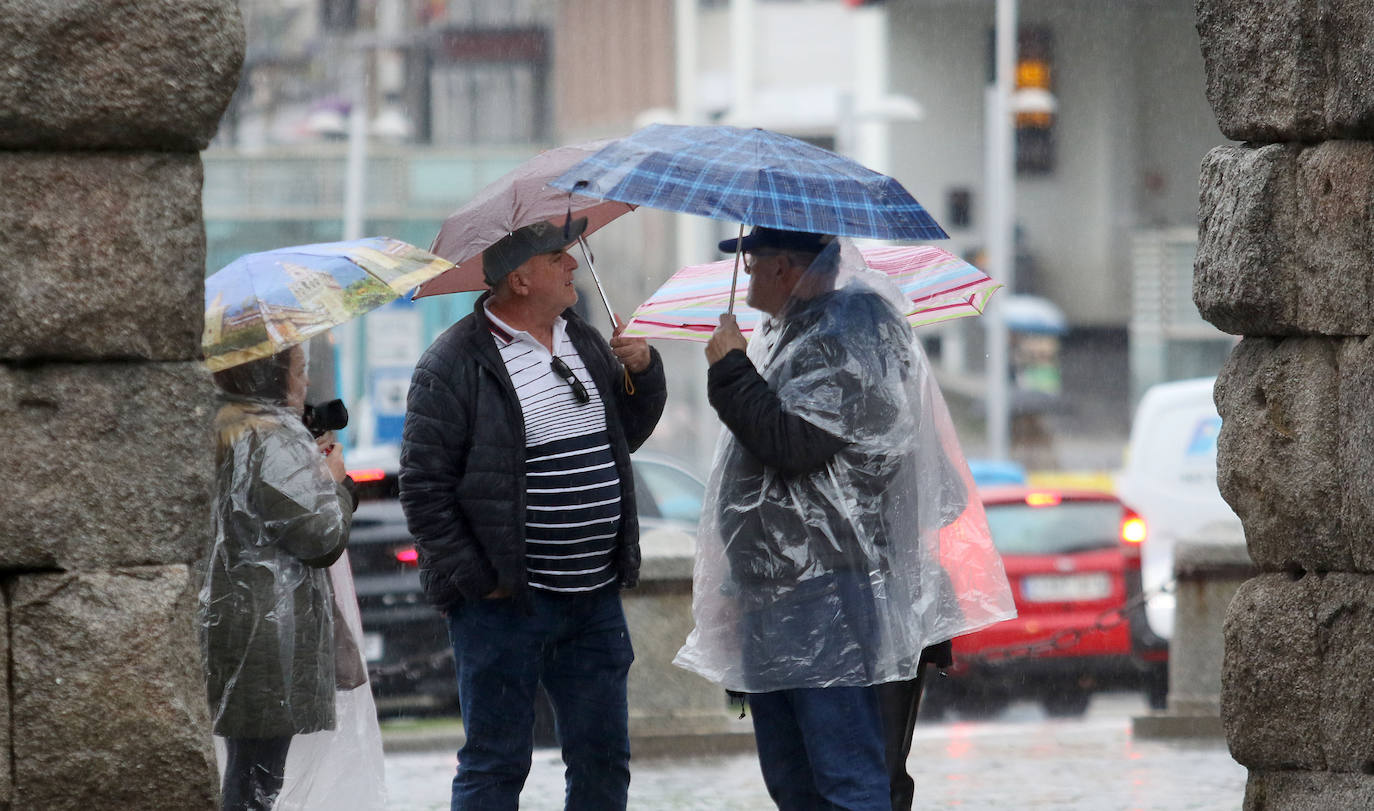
[{"xmin": 302, "ymin": 399, "xmax": 349, "ymax": 439}]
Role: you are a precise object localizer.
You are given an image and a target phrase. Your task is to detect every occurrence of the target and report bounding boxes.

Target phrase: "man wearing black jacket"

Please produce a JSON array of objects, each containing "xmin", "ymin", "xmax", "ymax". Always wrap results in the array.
[
  {"xmin": 703, "ymin": 227, "xmax": 949, "ymax": 811},
  {"xmin": 399, "ymin": 218, "xmax": 666, "ymax": 810}
]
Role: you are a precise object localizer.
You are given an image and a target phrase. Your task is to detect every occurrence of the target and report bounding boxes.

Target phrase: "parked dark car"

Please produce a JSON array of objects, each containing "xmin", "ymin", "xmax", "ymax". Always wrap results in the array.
[
  {"xmin": 344, "ymin": 447, "xmax": 704, "ymax": 716},
  {"xmin": 923, "ymin": 486, "xmax": 1168, "ymax": 720}
]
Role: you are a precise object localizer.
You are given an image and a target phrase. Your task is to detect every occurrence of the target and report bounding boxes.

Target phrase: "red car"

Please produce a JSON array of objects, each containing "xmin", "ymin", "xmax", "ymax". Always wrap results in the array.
[{"xmin": 924, "ymin": 486, "xmax": 1168, "ymax": 719}]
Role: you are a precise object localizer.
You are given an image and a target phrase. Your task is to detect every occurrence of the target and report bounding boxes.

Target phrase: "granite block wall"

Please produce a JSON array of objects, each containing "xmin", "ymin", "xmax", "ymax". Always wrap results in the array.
[{"xmin": 0, "ymin": 1, "xmax": 243, "ymax": 806}]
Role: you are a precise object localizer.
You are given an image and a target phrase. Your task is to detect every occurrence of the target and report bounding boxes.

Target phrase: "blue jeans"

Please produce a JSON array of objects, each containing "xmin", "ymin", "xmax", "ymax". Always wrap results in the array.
[
  {"xmin": 445, "ymin": 588, "xmax": 634, "ymax": 811},
  {"xmin": 749, "ymin": 686, "xmax": 891, "ymax": 811}
]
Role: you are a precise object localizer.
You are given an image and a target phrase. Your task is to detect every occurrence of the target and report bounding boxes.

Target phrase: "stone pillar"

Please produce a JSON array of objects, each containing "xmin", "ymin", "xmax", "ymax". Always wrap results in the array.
[
  {"xmin": 1195, "ymin": 1, "xmax": 1374, "ymax": 806},
  {"xmin": 0, "ymin": 2, "xmax": 244, "ymax": 808},
  {"xmin": 1134, "ymin": 534, "xmax": 1254, "ymax": 739},
  {"xmin": 623, "ymin": 528, "xmax": 755, "ymax": 757}
]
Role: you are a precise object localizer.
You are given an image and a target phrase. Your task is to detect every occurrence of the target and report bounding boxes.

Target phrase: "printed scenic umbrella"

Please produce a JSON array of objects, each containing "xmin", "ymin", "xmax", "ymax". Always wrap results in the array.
[
  {"xmin": 621, "ymin": 244, "xmax": 1001, "ymax": 342},
  {"xmin": 203, "ymin": 237, "xmax": 453, "ymax": 372},
  {"xmin": 414, "ymin": 138, "xmax": 636, "ymax": 324}
]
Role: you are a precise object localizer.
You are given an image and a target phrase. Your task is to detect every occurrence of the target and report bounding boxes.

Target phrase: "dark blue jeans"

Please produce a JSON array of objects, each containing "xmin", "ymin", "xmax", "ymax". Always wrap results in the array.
[
  {"xmin": 750, "ymin": 686, "xmax": 892, "ymax": 811},
  {"xmin": 445, "ymin": 588, "xmax": 633, "ymax": 811}
]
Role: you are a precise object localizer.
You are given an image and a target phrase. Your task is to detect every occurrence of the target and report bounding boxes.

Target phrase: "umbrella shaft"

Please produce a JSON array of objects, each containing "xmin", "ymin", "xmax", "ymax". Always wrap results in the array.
[
  {"xmin": 727, "ymin": 222, "xmax": 745, "ymax": 315},
  {"xmin": 577, "ymin": 236, "xmax": 618, "ymax": 327}
]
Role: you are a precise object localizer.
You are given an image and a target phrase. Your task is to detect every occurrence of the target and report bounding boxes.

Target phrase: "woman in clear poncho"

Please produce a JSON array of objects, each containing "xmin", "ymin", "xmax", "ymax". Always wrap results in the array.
[{"xmin": 200, "ymin": 344, "xmax": 383, "ymax": 811}]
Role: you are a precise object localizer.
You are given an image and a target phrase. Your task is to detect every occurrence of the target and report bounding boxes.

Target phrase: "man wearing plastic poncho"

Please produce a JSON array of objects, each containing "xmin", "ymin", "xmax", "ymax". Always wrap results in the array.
[
  {"xmin": 201, "ymin": 345, "xmax": 386, "ymax": 811},
  {"xmin": 674, "ymin": 228, "xmax": 1015, "ymax": 811}
]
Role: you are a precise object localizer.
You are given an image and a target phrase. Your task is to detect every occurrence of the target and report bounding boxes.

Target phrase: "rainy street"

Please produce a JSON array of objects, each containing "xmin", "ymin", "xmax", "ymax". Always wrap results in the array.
[{"xmin": 382, "ymin": 692, "xmax": 1246, "ymax": 810}]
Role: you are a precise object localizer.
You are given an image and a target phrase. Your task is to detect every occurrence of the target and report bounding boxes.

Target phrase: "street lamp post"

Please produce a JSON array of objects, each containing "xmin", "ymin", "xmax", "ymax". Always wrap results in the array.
[{"xmin": 985, "ymin": 0, "xmax": 1018, "ymax": 460}]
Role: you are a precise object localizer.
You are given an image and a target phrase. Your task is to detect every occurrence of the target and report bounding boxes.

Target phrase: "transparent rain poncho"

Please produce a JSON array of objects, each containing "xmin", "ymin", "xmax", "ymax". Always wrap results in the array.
[
  {"xmin": 674, "ymin": 239, "xmax": 1016, "ymax": 692},
  {"xmin": 199, "ymin": 356, "xmax": 385, "ymax": 810}
]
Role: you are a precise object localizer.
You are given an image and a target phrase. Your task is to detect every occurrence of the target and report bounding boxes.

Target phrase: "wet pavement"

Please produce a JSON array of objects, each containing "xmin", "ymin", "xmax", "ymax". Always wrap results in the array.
[{"xmin": 383, "ymin": 693, "xmax": 1246, "ymax": 810}]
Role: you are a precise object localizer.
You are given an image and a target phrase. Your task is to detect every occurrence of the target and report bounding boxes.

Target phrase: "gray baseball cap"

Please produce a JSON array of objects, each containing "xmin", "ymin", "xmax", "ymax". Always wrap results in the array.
[{"xmin": 482, "ymin": 217, "xmax": 588, "ymax": 287}]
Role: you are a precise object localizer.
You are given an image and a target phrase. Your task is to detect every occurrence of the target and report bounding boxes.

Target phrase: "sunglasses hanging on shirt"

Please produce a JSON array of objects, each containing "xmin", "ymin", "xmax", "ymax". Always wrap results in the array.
[{"xmin": 550, "ymin": 357, "xmax": 591, "ymax": 405}]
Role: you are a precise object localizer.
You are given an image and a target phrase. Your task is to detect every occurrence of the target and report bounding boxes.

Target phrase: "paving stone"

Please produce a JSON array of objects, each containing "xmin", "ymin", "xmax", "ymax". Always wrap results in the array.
[
  {"xmin": 0, "ymin": 0, "xmax": 243, "ymax": 150},
  {"xmin": 0, "ymin": 361, "xmax": 215, "ymax": 571},
  {"xmin": 0, "ymin": 151, "xmax": 206, "ymax": 362},
  {"xmin": 8, "ymin": 566, "xmax": 217, "ymax": 810}
]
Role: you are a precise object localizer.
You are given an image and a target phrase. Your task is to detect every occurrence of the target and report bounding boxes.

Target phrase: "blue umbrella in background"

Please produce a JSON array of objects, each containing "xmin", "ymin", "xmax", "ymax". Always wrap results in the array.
[
  {"xmin": 550, "ymin": 123, "xmax": 948, "ymax": 241},
  {"xmin": 998, "ymin": 294, "xmax": 1068, "ymax": 335}
]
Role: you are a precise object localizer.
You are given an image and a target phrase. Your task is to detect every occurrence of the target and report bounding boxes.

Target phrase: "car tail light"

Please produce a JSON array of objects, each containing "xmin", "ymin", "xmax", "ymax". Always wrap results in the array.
[
  {"xmin": 1120, "ymin": 509, "xmax": 1146, "ymax": 557},
  {"xmin": 349, "ymin": 468, "xmax": 387, "ymax": 484},
  {"xmin": 395, "ymin": 546, "xmax": 419, "ymax": 565},
  {"xmin": 1024, "ymin": 491, "xmax": 1062, "ymax": 507}
]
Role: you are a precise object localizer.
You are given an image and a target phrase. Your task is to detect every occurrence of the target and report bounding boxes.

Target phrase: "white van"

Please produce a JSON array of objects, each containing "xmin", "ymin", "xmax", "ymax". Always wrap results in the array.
[{"xmin": 1115, "ymin": 377, "xmax": 1243, "ymax": 640}]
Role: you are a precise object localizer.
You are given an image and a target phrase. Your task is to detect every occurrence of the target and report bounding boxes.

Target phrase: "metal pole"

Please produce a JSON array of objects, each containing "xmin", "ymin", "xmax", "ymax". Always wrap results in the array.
[
  {"xmin": 731, "ymin": 0, "xmax": 754, "ymax": 118},
  {"xmin": 343, "ymin": 55, "xmax": 368, "ymax": 242},
  {"xmin": 985, "ymin": 0, "xmax": 1017, "ymax": 460},
  {"xmin": 340, "ymin": 49, "xmax": 369, "ymax": 445},
  {"xmin": 677, "ymin": 0, "xmax": 722, "ymax": 473}
]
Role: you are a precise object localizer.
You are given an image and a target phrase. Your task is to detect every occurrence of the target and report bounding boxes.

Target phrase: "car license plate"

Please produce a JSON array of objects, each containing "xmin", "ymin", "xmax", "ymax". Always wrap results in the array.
[
  {"xmin": 1021, "ymin": 573, "xmax": 1112, "ymax": 602},
  {"xmin": 363, "ymin": 632, "xmax": 384, "ymax": 662}
]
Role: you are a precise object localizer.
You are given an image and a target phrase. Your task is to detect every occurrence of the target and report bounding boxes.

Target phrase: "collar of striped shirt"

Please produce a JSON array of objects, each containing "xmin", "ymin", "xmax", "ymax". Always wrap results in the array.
[{"xmin": 484, "ymin": 303, "xmax": 569, "ymax": 360}]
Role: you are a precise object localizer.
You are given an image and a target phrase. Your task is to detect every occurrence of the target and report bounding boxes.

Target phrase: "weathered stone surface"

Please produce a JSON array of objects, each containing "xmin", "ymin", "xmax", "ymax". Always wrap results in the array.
[
  {"xmin": 0, "ymin": 152, "xmax": 206, "ymax": 362},
  {"xmin": 0, "ymin": 361, "xmax": 215, "ymax": 570},
  {"xmin": 1223, "ymin": 574, "xmax": 1325, "ymax": 770},
  {"xmin": 1197, "ymin": 0, "xmax": 1374, "ymax": 142},
  {"xmin": 1215, "ymin": 336, "xmax": 1374, "ymax": 571},
  {"xmin": 1224, "ymin": 573, "xmax": 1374, "ymax": 772},
  {"xmin": 0, "ymin": 587, "xmax": 10, "ymax": 807},
  {"xmin": 1194, "ymin": 145, "xmax": 1299, "ymax": 336},
  {"xmin": 1337, "ymin": 336, "xmax": 1374, "ymax": 571},
  {"xmin": 1215, "ymin": 338, "xmax": 1345, "ymax": 571},
  {"xmin": 1244, "ymin": 770, "xmax": 1374, "ymax": 811},
  {"xmin": 0, "ymin": 0, "xmax": 243, "ymax": 150},
  {"xmin": 1315, "ymin": 574, "xmax": 1374, "ymax": 773},
  {"xmin": 1293, "ymin": 142, "xmax": 1374, "ymax": 334},
  {"xmin": 1195, "ymin": 142, "xmax": 1374, "ymax": 337},
  {"xmin": 8, "ymin": 566, "xmax": 217, "ymax": 809}
]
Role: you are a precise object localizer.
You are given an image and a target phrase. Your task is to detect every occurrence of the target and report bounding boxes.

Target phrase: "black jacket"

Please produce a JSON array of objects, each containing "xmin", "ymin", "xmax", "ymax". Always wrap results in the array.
[{"xmin": 399, "ymin": 294, "xmax": 667, "ymax": 610}]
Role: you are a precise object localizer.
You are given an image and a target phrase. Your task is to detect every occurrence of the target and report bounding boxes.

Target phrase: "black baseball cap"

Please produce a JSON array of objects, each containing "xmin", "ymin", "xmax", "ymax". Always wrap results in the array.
[
  {"xmin": 482, "ymin": 217, "xmax": 588, "ymax": 286},
  {"xmin": 717, "ymin": 226, "xmax": 831, "ymax": 255}
]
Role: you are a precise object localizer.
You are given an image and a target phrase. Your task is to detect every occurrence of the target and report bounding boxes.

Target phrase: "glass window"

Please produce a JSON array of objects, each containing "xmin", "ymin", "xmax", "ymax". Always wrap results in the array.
[
  {"xmin": 983, "ymin": 500, "xmax": 1122, "ymax": 556},
  {"xmin": 635, "ymin": 461, "xmax": 705, "ymax": 525}
]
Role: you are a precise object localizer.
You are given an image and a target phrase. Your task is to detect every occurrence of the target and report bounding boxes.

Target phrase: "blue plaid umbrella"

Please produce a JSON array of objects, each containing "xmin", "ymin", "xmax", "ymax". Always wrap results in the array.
[{"xmin": 550, "ymin": 123, "xmax": 948, "ymax": 241}]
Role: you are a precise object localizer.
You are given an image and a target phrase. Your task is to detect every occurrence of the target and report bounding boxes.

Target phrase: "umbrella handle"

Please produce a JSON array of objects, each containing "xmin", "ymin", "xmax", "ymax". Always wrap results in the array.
[{"xmin": 727, "ymin": 223, "xmax": 745, "ymax": 315}]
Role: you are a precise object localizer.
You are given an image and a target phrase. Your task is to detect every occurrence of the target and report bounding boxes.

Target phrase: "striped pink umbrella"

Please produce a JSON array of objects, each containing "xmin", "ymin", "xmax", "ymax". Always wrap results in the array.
[{"xmin": 623, "ymin": 245, "xmax": 1001, "ymax": 342}]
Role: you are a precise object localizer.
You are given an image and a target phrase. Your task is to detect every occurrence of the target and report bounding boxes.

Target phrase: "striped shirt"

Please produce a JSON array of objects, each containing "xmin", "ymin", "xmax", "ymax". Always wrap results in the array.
[{"xmin": 486, "ymin": 306, "xmax": 622, "ymax": 593}]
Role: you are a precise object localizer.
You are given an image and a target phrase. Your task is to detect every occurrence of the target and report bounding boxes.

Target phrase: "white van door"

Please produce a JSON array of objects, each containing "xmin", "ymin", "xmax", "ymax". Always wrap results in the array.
[{"xmin": 1116, "ymin": 377, "xmax": 1242, "ymax": 639}]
